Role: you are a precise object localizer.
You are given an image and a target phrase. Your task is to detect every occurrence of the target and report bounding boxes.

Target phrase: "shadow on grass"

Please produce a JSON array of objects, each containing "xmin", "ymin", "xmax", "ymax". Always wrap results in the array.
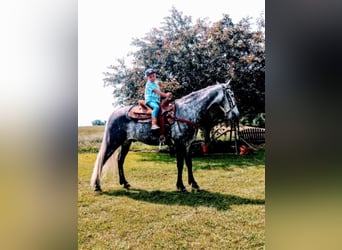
[
  {"xmin": 134, "ymin": 149, "xmax": 265, "ymax": 170},
  {"xmin": 102, "ymin": 188, "xmax": 264, "ymax": 211}
]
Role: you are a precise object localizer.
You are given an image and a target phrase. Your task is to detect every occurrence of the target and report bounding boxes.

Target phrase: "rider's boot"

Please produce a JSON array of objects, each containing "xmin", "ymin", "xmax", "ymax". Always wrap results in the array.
[{"xmin": 151, "ymin": 118, "xmax": 160, "ymax": 130}]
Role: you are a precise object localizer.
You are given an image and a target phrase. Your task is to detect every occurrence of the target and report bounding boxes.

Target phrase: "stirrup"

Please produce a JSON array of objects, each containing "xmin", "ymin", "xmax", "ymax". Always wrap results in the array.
[{"xmin": 159, "ymin": 137, "xmax": 166, "ymax": 151}]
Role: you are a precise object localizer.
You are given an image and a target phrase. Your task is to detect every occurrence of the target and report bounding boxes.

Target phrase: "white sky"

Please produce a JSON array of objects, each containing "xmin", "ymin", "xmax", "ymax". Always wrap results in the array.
[{"xmin": 78, "ymin": 0, "xmax": 264, "ymax": 126}]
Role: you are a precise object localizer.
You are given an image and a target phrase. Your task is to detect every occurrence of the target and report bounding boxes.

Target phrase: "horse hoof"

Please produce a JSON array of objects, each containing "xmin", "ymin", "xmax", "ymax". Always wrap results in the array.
[
  {"xmin": 124, "ymin": 183, "xmax": 131, "ymax": 189},
  {"xmin": 94, "ymin": 186, "xmax": 102, "ymax": 192},
  {"xmin": 191, "ymin": 187, "xmax": 200, "ymax": 193},
  {"xmin": 178, "ymin": 188, "xmax": 188, "ymax": 193}
]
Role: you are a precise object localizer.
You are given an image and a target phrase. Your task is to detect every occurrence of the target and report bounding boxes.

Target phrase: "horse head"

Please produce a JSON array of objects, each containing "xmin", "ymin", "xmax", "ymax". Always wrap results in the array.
[
  {"xmin": 207, "ymin": 80, "xmax": 239, "ymax": 122},
  {"xmin": 221, "ymin": 80, "xmax": 239, "ymax": 120}
]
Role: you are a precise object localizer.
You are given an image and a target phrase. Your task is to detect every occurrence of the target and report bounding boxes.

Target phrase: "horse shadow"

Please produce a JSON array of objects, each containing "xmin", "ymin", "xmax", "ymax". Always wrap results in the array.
[{"xmin": 102, "ymin": 188, "xmax": 264, "ymax": 211}]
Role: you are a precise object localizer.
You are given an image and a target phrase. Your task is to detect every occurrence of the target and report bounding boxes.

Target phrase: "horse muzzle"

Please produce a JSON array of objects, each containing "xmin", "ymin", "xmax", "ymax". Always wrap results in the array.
[{"xmin": 227, "ymin": 106, "xmax": 239, "ymax": 120}]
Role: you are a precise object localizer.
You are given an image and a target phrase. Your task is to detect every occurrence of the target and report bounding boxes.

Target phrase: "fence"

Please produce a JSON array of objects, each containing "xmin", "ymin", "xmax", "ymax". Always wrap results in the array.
[{"xmin": 238, "ymin": 126, "xmax": 265, "ymax": 145}]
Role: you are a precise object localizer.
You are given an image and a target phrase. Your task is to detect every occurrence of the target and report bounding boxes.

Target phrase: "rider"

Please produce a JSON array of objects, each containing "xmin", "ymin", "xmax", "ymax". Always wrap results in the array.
[{"xmin": 144, "ymin": 68, "xmax": 172, "ymax": 130}]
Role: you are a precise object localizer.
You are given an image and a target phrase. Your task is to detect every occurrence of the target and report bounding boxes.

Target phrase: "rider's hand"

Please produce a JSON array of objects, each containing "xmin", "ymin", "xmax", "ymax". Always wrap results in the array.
[{"xmin": 166, "ymin": 92, "xmax": 172, "ymax": 98}]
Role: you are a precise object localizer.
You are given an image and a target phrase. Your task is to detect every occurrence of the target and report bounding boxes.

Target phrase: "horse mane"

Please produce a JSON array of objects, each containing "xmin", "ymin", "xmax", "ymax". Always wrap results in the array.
[{"xmin": 176, "ymin": 84, "xmax": 222, "ymax": 106}]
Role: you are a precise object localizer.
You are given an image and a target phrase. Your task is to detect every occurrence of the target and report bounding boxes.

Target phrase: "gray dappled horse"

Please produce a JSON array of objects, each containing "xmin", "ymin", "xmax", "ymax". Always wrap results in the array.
[{"xmin": 90, "ymin": 82, "xmax": 239, "ymax": 192}]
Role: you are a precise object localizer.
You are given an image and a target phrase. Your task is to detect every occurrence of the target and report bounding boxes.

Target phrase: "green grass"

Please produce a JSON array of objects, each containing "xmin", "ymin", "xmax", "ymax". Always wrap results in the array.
[{"xmin": 78, "ymin": 126, "xmax": 265, "ymax": 249}]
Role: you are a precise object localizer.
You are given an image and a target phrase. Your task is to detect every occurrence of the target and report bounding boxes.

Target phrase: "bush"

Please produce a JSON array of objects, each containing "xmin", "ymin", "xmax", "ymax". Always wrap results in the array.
[{"xmin": 91, "ymin": 120, "xmax": 106, "ymax": 126}]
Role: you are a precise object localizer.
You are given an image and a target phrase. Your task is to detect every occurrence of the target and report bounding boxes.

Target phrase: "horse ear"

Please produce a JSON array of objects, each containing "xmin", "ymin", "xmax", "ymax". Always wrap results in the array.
[{"xmin": 223, "ymin": 79, "xmax": 232, "ymax": 88}]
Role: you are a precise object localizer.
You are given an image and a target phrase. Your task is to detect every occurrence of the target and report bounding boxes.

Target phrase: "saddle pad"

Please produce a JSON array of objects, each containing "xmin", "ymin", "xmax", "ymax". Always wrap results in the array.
[{"xmin": 127, "ymin": 105, "xmax": 152, "ymax": 122}]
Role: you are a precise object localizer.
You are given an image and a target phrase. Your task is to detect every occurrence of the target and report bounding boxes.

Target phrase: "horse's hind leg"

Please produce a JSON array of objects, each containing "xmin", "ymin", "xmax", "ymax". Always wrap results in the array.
[
  {"xmin": 185, "ymin": 148, "xmax": 200, "ymax": 191},
  {"xmin": 117, "ymin": 140, "xmax": 132, "ymax": 189}
]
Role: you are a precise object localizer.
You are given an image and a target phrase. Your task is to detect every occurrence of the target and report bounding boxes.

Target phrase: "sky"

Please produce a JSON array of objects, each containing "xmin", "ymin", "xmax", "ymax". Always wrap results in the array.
[{"xmin": 78, "ymin": 0, "xmax": 264, "ymax": 126}]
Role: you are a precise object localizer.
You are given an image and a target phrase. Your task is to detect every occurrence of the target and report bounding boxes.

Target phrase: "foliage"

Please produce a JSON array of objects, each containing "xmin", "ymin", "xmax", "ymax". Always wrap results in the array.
[
  {"xmin": 91, "ymin": 119, "xmax": 106, "ymax": 126},
  {"xmin": 103, "ymin": 8, "xmax": 265, "ymax": 122},
  {"xmin": 252, "ymin": 113, "xmax": 266, "ymax": 127},
  {"xmin": 240, "ymin": 112, "xmax": 265, "ymax": 127}
]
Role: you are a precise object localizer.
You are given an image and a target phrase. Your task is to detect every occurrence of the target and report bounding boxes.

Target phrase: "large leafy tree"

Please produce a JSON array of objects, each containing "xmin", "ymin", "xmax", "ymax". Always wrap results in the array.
[{"xmin": 103, "ymin": 8, "xmax": 265, "ymax": 126}]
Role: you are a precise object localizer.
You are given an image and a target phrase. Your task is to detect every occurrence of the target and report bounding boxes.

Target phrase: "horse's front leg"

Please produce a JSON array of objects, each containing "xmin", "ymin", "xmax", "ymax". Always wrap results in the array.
[
  {"xmin": 175, "ymin": 145, "xmax": 187, "ymax": 192},
  {"xmin": 185, "ymin": 147, "xmax": 200, "ymax": 191},
  {"xmin": 117, "ymin": 141, "xmax": 132, "ymax": 189}
]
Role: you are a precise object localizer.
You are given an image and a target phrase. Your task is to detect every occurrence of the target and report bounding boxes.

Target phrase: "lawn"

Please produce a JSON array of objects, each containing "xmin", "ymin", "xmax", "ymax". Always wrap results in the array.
[{"xmin": 78, "ymin": 126, "xmax": 265, "ymax": 249}]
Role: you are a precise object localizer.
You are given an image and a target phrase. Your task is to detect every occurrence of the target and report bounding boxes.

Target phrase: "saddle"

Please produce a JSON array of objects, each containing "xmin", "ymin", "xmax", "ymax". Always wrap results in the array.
[
  {"xmin": 127, "ymin": 98, "xmax": 176, "ymax": 137},
  {"xmin": 127, "ymin": 100, "xmax": 153, "ymax": 122}
]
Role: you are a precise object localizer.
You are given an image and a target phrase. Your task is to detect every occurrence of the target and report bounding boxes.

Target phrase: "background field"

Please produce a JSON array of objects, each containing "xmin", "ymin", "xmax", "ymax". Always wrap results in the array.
[{"xmin": 78, "ymin": 126, "xmax": 265, "ymax": 249}]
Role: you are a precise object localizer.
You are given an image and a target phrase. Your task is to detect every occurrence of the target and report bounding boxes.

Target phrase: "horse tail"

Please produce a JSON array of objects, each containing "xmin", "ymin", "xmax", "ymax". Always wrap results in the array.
[
  {"xmin": 101, "ymin": 147, "xmax": 120, "ymax": 185},
  {"xmin": 90, "ymin": 140, "xmax": 121, "ymax": 188},
  {"xmin": 90, "ymin": 139, "xmax": 106, "ymax": 188},
  {"xmin": 90, "ymin": 120, "xmax": 112, "ymax": 188}
]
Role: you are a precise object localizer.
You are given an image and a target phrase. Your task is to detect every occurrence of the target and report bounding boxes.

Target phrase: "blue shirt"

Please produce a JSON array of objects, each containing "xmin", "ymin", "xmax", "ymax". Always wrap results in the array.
[{"xmin": 145, "ymin": 81, "xmax": 160, "ymax": 103}]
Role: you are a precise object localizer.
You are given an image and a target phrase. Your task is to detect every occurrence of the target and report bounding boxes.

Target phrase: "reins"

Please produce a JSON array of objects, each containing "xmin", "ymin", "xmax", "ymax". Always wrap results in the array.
[
  {"xmin": 174, "ymin": 116, "xmax": 200, "ymax": 128},
  {"xmin": 165, "ymin": 100, "xmax": 200, "ymax": 128}
]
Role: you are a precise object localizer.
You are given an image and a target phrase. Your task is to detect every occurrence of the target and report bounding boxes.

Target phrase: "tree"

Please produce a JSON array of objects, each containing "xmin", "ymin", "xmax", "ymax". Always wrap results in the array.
[
  {"xmin": 103, "ymin": 8, "xmax": 265, "ymax": 126},
  {"xmin": 91, "ymin": 120, "xmax": 106, "ymax": 126}
]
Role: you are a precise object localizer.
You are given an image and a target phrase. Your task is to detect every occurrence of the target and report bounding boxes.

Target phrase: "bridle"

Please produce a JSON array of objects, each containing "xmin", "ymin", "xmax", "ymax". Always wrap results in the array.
[{"xmin": 223, "ymin": 86, "xmax": 237, "ymax": 117}]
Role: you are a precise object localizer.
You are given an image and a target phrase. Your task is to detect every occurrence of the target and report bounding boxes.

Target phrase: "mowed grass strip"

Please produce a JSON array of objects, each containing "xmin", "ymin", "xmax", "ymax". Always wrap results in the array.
[{"xmin": 78, "ymin": 148, "xmax": 265, "ymax": 249}]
